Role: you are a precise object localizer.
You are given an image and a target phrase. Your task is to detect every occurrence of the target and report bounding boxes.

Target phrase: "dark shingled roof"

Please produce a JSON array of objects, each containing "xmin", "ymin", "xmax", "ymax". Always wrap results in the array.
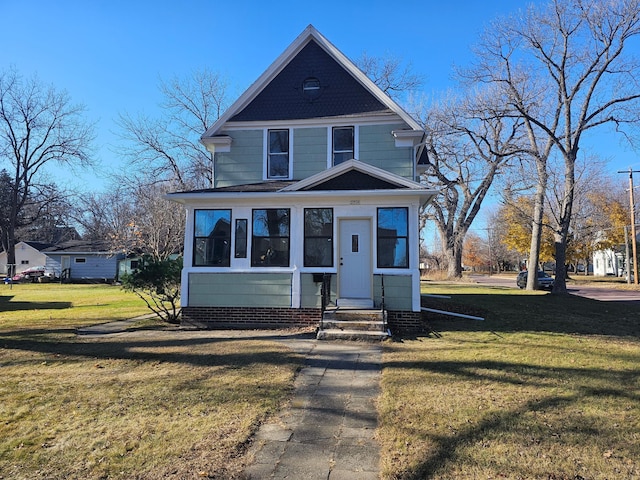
[
  {"xmin": 42, "ymin": 240, "xmax": 113, "ymax": 253},
  {"xmin": 176, "ymin": 180, "xmax": 298, "ymax": 194},
  {"xmin": 304, "ymin": 170, "xmax": 402, "ymax": 190},
  {"xmin": 230, "ymin": 40, "xmax": 390, "ymax": 122}
]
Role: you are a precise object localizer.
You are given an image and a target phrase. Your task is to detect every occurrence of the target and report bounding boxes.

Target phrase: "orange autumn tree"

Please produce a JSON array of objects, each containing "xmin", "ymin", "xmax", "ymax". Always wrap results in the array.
[{"xmin": 462, "ymin": 233, "xmax": 487, "ymax": 271}]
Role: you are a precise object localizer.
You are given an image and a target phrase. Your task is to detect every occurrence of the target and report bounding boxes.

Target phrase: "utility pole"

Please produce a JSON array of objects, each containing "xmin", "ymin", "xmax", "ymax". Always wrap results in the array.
[{"xmin": 619, "ymin": 168, "xmax": 640, "ymax": 285}]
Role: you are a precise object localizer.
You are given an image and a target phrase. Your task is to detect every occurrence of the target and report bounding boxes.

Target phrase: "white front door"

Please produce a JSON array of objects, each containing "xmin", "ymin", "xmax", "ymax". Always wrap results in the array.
[{"xmin": 338, "ymin": 219, "xmax": 372, "ymax": 300}]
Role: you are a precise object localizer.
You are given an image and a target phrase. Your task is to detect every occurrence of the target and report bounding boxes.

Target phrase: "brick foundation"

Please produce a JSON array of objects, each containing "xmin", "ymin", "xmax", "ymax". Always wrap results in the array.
[
  {"xmin": 181, "ymin": 306, "xmax": 427, "ymax": 334},
  {"xmin": 386, "ymin": 310, "xmax": 425, "ymax": 334},
  {"xmin": 181, "ymin": 306, "xmax": 322, "ymax": 330}
]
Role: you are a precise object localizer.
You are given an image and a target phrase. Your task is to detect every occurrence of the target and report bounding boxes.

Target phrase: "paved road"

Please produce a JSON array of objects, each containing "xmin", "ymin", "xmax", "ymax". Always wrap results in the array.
[{"xmin": 470, "ymin": 274, "xmax": 640, "ymax": 304}]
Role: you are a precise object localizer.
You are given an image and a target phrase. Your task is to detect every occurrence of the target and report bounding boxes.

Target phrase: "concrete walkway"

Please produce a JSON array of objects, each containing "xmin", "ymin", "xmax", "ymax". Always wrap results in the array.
[
  {"xmin": 244, "ymin": 341, "xmax": 382, "ymax": 480},
  {"xmin": 76, "ymin": 320, "xmax": 383, "ymax": 479}
]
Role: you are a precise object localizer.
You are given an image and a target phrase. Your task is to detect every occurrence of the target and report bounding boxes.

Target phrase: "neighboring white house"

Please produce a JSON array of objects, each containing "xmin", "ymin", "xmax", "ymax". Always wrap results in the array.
[
  {"xmin": 166, "ymin": 25, "xmax": 438, "ymax": 334},
  {"xmin": 593, "ymin": 248, "xmax": 626, "ymax": 277},
  {"xmin": 0, "ymin": 241, "xmax": 53, "ymax": 276}
]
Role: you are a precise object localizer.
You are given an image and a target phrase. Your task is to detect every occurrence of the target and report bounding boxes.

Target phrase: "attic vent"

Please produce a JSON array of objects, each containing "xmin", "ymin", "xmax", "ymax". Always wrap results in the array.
[{"xmin": 302, "ymin": 77, "xmax": 322, "ymax": 101}]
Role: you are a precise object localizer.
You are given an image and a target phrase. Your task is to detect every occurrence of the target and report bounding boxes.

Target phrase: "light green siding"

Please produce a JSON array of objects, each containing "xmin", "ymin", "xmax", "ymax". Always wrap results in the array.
[
  {"xmin": 359, "ymin": 124, "xmax": 414, "ymax": 179},
  {"xmin": 373, "ymin": 274, "xmax": 413, "ymax": 310},
  {"xmin": 215, "ymin": 130, "xmax": 263, "ymax": 187},
  {"xmin": 300, "ymin": 273, "xmax": 337, "ymax": 308},
  {"xmin": 293, "ymin": 127, "xmax": 327, "ymax": 179},
  {"xmin": 189, "ymin": 272, "xmax": 292, "ymax": 307}
]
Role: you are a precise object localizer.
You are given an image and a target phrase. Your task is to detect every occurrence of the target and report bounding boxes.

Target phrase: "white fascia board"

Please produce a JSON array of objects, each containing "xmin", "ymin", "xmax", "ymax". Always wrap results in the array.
[
  {"xmin": 220, "ymin": 113, "xmax": 404, "ymax": 131},
  {"xmin": 165, "ymin": 188, "xmax": 438, "ymax": 206},
  {"xmin": 201, "ymin": 135, "xmax": 232, "ymax": 154}
]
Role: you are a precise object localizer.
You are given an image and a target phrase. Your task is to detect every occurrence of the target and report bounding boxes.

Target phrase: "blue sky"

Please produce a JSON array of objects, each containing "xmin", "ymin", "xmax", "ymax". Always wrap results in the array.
[{"xmin": 1, "ymin": 0, "xmax": 638, "ymax": 196}]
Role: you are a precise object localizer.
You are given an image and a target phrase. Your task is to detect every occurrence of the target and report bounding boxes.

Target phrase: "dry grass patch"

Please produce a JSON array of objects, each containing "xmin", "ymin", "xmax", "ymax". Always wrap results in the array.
[
  {"xmin": 0, "ymin": 284, "xmax": 302, "ymax": 479},
  {"xmin": 0, "ymin": 283, "xmax": 150, "ymax": 330},
  {"xmin": 379, "ymin": 283, "xmax": 640, "ymax": 479}
]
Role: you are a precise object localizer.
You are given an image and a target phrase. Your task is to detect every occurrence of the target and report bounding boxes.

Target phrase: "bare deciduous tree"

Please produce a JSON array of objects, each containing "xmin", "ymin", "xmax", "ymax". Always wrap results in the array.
[
  {"xmin": 75, "ymin": 181, "xmax": 184, "ymax": 261},
  {"xmin": 467, "ymin": 0, "xmax": 640, "ymax": 292},
  {"xmin": 115, "ymin": 68, "xmax": 230, "ymax": 190},
  {"xmin": 0, "ymin": 68, "xmax": 94, "ymax": 273},
  {"xmin": 419, "ymin": 87, "xmax": 525, "ymax": 278},
  {"xmin": 355, "ymin": 52, "xmax": 423, "ymax": 101}
]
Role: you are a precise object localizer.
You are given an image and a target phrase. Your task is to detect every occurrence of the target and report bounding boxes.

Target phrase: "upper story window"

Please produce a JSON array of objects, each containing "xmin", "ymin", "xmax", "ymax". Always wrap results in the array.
[
  {"xmin": 267, "ymin": 129, "xmax": 290, "ymax": 179},
  {"xmin": 332, "ymin": 126, "xmax": 354, "ymax": 165},
  {"xmin": 193, "ymin": 209, "xmax": 231, "ymax": 267}
]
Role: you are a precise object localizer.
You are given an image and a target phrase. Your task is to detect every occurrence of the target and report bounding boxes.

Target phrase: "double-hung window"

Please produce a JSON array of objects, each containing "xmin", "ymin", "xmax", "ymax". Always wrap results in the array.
[
  {"xmin": 251, "ymin": 209, "xmax": 290, "ymax": 267},
  {"xmin": 377, "ymin": 207, "xmax": 409, "ymax": 268},
  {"xmin": 304, "ymin": 208, "xmax": 333, "ymax": 267},
  {"xmin": 194, "ymin": 209, "xmax": 232, "ymax": 266},
  {"xmin": 267, "ymin": 129, "xmax": 290, "ymax": 179},
  {"xmin": 332, "ymin": 126, "xmax": 354, "ymax": 165}
]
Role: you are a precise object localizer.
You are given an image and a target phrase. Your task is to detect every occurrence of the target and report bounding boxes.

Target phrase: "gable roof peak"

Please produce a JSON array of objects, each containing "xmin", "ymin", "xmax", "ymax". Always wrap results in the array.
[
  {"xmin": 201, "ymin": 25, "xmax": 421, "ymax": 150},
  {"xmin": 280, "ymin": 159, "xmax": 429, "ymax": 192}
]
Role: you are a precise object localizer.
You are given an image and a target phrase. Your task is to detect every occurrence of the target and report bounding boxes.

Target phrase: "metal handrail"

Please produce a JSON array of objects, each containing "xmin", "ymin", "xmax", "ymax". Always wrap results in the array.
[
  {"xmin": 380, "ymin": 274, "xmax": 388, "ymax": 332},
  {"xmin": 320, "ymin": 273, "xmax": 331, "ymax": 316}
]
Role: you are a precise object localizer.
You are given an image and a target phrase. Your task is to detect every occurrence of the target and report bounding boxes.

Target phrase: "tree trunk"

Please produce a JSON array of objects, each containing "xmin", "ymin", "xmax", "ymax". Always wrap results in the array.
[
  {"xmin": 443, "ymin": 234, "xmax": 463, "ymax": 278},
  {"xmin": 553, "ymin": 232, "xmax": 569, "ymax": 293},
  {"xmin": 527, "ymin": 160, "xmax": 548, "ymax": 290}
]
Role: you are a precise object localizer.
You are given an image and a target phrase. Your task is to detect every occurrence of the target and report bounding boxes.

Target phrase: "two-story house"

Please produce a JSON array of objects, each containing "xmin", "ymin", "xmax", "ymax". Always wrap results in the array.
[{"xmin": 167, "ymin": 25, "xmax": 437, "ymax": 337}]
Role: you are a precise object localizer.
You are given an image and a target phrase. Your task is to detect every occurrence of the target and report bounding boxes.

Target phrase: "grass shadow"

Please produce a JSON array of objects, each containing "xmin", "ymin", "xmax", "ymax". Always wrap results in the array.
[
  {"xmin": 0, "ymin": 295, "xmax": 72, "ymax": 311},
  {"xmin": 418, "ymin": 292, "xmax": 640, "ymax": 338},
  {"xmin": 0, "ymin": 328, "xmax": 312, "ymax": 369}
]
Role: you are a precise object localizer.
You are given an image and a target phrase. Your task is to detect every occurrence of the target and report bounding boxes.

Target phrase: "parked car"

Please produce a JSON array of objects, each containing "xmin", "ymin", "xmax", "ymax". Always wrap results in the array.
[
  {"xmin": 516, "ymin": 270, "xmax": 554, "ymax": 290},
  {"xmin": 11, "ymin": 265, "xmax": 55, "ymax": 282}
]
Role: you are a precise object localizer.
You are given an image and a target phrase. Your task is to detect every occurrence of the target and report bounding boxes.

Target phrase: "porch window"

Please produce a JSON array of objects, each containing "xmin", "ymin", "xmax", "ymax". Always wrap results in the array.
[
  {"xmin": 377, "ymin": 207, "xmax": 408, "ymax": 268},
  {"xmin": 304, "ymin": 208, "xmax": 333, "ymax": 267},
  {"xmin": 251, "ymin": 209, "xmax": 290, "ymax": 267},
  {"xmin": 332, "ymin": 126, "xmax": 354, "ymax": 165},
  {"xmin": 193, "ymin": 209, "xmax": 231, "ymax": 266},
  {"xmin": 267, "ymin": 129, "xmax": 289, "ymax": 179},
  {"xmin": 235, "ymin": 219, "xmax": 248, "ymax": 258}
]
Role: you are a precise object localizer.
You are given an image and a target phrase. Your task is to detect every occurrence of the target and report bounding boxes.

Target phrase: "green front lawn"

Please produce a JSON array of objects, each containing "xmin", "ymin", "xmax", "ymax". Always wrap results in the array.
[
  {"xmin": 379, "ymin": 284, "xmax": 640, "ymax": 479},
  {"xmin": 0, "ymin": 284, "xmax": 301, "ymax": 479}
]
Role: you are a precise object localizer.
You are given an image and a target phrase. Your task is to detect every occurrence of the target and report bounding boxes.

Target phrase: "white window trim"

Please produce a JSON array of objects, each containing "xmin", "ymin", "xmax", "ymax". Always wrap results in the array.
[
  {"xmin": 263, "ymin": 128, "xmax": 293, "ymax": 180},
  {"xmin": 74, "ymin": 257, "xmax": 87, "ymax": 264},
  {"xmin": 327, "ymin": 125, "xmax": 359, "ymax": 168}
]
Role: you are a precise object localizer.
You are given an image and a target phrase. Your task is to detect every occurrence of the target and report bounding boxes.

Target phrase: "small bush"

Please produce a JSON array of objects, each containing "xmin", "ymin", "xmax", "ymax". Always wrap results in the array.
[{"xmin": 121, "ymin": 255, "xmax": 182, "ymax": 323}]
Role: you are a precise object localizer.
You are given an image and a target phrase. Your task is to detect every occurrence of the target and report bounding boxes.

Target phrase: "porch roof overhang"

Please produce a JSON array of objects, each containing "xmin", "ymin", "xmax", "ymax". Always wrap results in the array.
[
  {"xmin": 166, "ymin": 187, "xmax": 438, "ymax": 208},
  {"xmin": 166, "ymin": 159, "xmax": 439, "ymax": 207}
]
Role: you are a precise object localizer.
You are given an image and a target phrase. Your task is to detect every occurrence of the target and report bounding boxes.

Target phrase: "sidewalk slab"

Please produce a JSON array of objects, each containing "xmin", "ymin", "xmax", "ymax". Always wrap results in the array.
[{"xmin": 244, "ymin": 341, "xmax": 382, "ymax": 479}]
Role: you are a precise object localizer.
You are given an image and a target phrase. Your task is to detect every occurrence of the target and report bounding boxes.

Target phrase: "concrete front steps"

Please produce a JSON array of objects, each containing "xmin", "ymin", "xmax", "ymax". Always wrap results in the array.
[{"xmin": 316, "ymin": 306, "xmax": 390, "ymax": 341}]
